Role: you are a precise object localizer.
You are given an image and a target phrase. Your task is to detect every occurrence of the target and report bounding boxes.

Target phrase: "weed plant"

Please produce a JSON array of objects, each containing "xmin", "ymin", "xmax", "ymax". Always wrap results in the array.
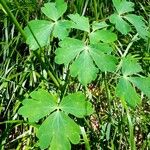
[{"xmin": 0, "ymin": 0, "xmax": 150, "ymax": 150}]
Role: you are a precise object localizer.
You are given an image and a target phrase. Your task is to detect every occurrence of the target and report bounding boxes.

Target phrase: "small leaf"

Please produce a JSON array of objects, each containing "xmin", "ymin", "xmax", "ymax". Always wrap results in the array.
[
  {"xmin": 41, "ymin": 2, "xmax": 67, "ymax": 21},
  {"xmin": 122, "ymin": 56, "xmax": 142, "ymax": 76},
  {"xmin": 60, "ymin": 92, "xmax": 94, "ymax": 117},
  {"xmin": 128, "ymin": 77, "xmax": 150, "ymax": 99},
  {"xmin": 70, "ymin": 50, "xmax": 98, "ymax": 86},
  {"xmin": 124, "ymin": 14, "xmax": 149, "ymax": 39},
  {"xmin": 18, "ymin": 89, "xmax": 57, "ymax": 122},
  {"xmin": 109, "ymin": 13, "xmax": 131, "ymax": 35},
  {"xmin": 92, "ymin": 21, "xmax": 108, "ymax": 31},
  {"xmin": 89, "ymin": 29, "xmax": 117, "ymax": 44},
  {"xmin": 116, "ymin": 78, "xmax": 141, "ymax": 108},
  {"xmin": 37, "ymin": 111, "xmax": 81, "ymax": 149},
  {"xmin": 90, "ymin": 45, "xmax": 117, "ymax": 72},
  {"xmin": 53, "ymin": 20, "xmax": 72, "ymax": 39},
  {"xmin": 112, "ymin": 0, "xmax": 134, "ymax": 15},
  {"xmin": 24, "ymin": 20, "xmax": 53, "ymax": 50},
  {"xmin": 55, "ymin": 38, "xmax": 85, "ymax": 65},
  {"xmin": 68, "ymin": 13, "xmax": 90, "ymax": 32}
]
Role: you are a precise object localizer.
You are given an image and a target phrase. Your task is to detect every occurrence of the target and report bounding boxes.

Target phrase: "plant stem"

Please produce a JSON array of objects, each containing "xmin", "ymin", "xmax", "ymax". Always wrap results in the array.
[{"xmin": 0, "ymin": 0, "xmax": 27, "ymax": 40}]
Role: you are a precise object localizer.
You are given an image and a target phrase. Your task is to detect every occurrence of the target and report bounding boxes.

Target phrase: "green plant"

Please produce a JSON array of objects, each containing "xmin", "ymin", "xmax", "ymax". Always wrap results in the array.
[{"xmin": 1, "ymin": 0, "xmax": 150, "ymax": 149}]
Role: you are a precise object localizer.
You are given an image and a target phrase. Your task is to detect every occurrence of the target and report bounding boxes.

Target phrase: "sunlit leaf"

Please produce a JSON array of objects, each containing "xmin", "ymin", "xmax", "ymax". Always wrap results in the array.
[
  {"xmin": 70, "ymin": 50, "xmax": 98, "ymax": 86},
  {"xmin": 128, "ymin": 77, "xmax": 150, "ymax": 99},
  {"xmin": 41, "ymin": 2, "xmax": 67, "ymax": 21},
  {"xmin": 37, "ymin": 111, "xmax": 81, "ymax": 149},
  {"xmin": 109, "ymin": 13, "xmax": 131, "ymax": 34},
  {"xmin": 18, "ymin": 89, "xmax": 57, "ymax": 122},
  {"xmin": 112, "ymin": 0, "xmax": 134, "ymax": 15},
  {"xmin": 122, "ymin": 56, "xmax": 142, "ymax": 76},
  {"xmin": 89, "ymin": 29, "xmax": 117, "ymax": 44},
  {"xmin": 68, "ymin": 13, "xmax": 90, "ymax": 32},
  {"xmin": 18, "ymin": 90, "xmax": 94, "ymax": 149},
  {"xmin": 24, "ymin": 20, "xmax": 53, "ymax": 50},
  {"xmin": 60, "ymin": 92, "xmax": 94, "ymax": 117}
]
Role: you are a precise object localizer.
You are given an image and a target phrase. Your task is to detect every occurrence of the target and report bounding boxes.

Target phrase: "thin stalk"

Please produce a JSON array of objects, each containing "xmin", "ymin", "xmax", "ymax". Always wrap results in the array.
[
  {"xmin": 93, "ymin": 0, "xmax": 98, "ymax": 21},
  {"xmin": 0, "ymin": 0, "xmax": 27, "ymax": 40},
  {"xmin": 80, "ymin": 126, "xmax": 91, "ymax": 150}
]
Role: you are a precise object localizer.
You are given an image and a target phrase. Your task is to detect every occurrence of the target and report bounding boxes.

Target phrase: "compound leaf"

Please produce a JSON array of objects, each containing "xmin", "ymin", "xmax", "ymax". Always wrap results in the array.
[
  {"xmin": 60, "ymin": 92, "xmax": 94, "ymax": 118},
  {"xmin": 68, "ymin": 13, "xmax": 90, "ymax": 32},
  {"xmin": 112, "ymin": 0, "xmax": 134, "ymax": 15},
  {"xmin": 89, "ymin": 29, "xmax": 117, "ymax": 44},
  {"xmin": 18, "ymin": 90, "xmax": 94, "ymax": 149},
  {"xmin": 55, "ymin": 38, "xmax": 117, "ymax": 85},
  {"xmin": 70, "ymin": 50, "xmax": 98, "ymax": 86},
  {"xmin": 37, "ymin": 111, "xmax": 81, "ymax": 149},
  {"xmin": 116, "ymin": 77, "xmax": 141, "ymax": 108},
  {"xmin": 41, "ymin": 2, "xmax": 67, "ymax": 21},
  {"xmin": 18, "ymin": 89, "xmax": 57, "ymax": 122},
  {"xmin": 24, "ymin": 20, "xmax": 53, "ymax": 50},
  {"xmin": 128, "ymin": 77, "xmax": 150, "ymax": 99},
  {"xmin": 122, "ymin": 56, "xmax": 142, "ymax": 76},
  {"xmin": 109, "ymin": 13, "xmax": 131, "ymax": 35},
  {"xmin": 55, "ymin": 38, "xmax": 85, "ymax": 65}
]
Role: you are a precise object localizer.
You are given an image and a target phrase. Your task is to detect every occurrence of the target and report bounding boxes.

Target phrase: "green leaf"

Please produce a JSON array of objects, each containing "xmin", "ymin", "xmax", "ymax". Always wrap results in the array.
[
  {"xmin": 89, "ymin": 29, "xmax": 117, "ymax": 44},
  {"xmin": 122, "ymin": 56, "xmax": 142, "ymax": 76},
  {"xmin": 124, "ymin": 14, "xmax": 149, "ymax": 39},
  {"xmin": 24, "ymin": 20, "xmax": 53, "ymax": 50},
  {"xmin": 112, "ymin": 0, "xmax": 134, "ymax": 15},
  {"xmin": 92, "ymin": 21, "xmax": 108, "ymax": 31},
  {"xmin": 116, "ymin": 78, "xmax": 141, "ymax": 108},
  {"xmin": 55, "ymin": 38, "xmax": 117, "ymax": 85},
  {"xmin": 60, "ymin": 92, "xmax": 93, "ymax": 117},
  {"xmin": 18, "ymin": 89, "xmax": 57, "ymax": 122},
  {"xmin": 128, "ymin": 77, "xmax": 150, "ymax": 99},
  {"xmin": 53, "ymin": 20, "xmax": 72, "ymax": 39},
  {"xmin": 55, "ymin": 38, "xmax": 85, "ymax": 65},
  {"xmin": 90, "ymin": 45, "xmax": 117, "ymax": 72},
  {"xmin": 70, "ymin": 50, "xmax": 98, "ymax": 86},
  {"xmin": 109, "ymin": 13, "xmax": 131, "ymax": 35},
  {"xmin": 41, "ymin": 2, "xmax": 67, "ymax": 21},
  {"xmin": 68, "ymin": 13, "xmax": 90, "ymax": 32},
  {"xmin": 37, "ymin": 111, "xmax": 81, "ymax": 149},
  {"xmin": 18, "ymin": 90, "xmax": 94, "ymax": 149}
]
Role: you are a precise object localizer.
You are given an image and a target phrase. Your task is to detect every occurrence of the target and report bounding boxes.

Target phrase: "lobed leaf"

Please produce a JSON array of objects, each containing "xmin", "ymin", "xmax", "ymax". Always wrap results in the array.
[
  {"xmin": 90, "ymin": 45, "xmax": 117, "ymax": 72},
  {"xmin": 37, "ymin": 111, "xmax": 81, "ymax": 149},
  {"xmin": 68, "ymin": 13, "xmax": 90, "ymax": 32},
  {"xmin": 122, "ymin": 56, "xmax": 142, "ymax": 76},
  {"xmin": 112, "ymin": 0, "xmax": 134, "ymax": 15},
  {"xmin": 70, "ymin": 50, "xmax": 98, "ymax": 86},
  {"xmin": 60, "ymin": 92, "xmax": 94, "ymax": 117},
  {"xmin": 18, "ymin": 90, "xmax": 94, "ymax": 149},
  {"xmin": 116, "ymin": 77, "xmax": 141, "ymax": 108},
  {"xmin": 124, "ymin": 14, "xmax": 149, "ymax": 39},
  {"xmin": 55, "ymin": 38, "xmax": 85, "ymax": 65},
  {"xmin": 24, "ymin": 20, "xmax": 53, "ymax": 50},
  {"xmin": 41, "ymin": 2, "xmax": 67, "ymax": 21},
  {"xmin": 109, "ymin": 13, "xmax": 131, "ymax": 35},
  {"xmin": 18, "ymin": 89, "xmax": 57, "ymax": 122},
  {"xmin": 89, "ymin": 29, "xmax": 117, "ymax": 44},
  {"xmin": 128, "ymin": 77, "xmax": 150, "ymax": 99}
]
